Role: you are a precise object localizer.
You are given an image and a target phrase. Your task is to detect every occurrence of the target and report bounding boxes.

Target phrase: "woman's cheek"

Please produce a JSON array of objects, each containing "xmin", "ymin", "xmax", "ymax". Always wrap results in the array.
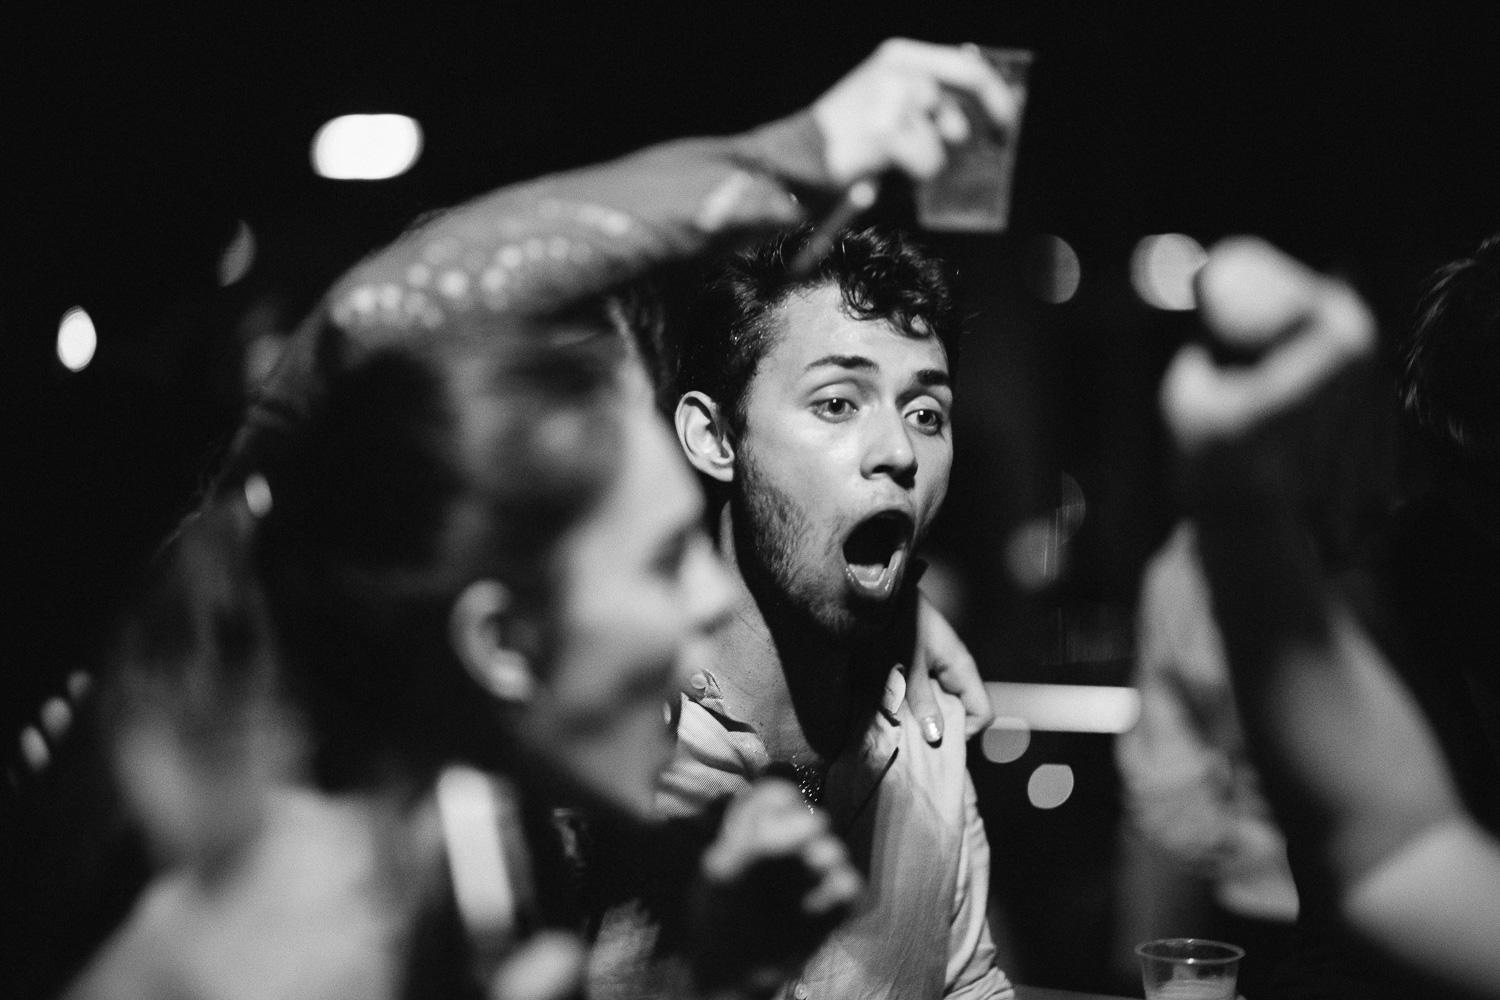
[{"xmin": 564, "ymin": 695, "xmax": 677, "ymax": 816}]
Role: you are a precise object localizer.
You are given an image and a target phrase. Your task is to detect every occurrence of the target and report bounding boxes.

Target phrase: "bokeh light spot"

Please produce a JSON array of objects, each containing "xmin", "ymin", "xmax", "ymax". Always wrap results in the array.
[
  {"xmin": 1027, "ymin": 763, "xmax": 1075, "ymax": 809},
  {"xmin": 57, "ymin": 307, "xmax": 97, "ymax": 372},
  {"xmin": 312, "ymin": 114, "xmax": 423, "ymax": 180},
  {"xmin": 39, "ymin": 697, "xmax": 72, "ymax": 741},
  {"xmin": 244, "ymin": 473, "xmax": 273, "ymax": 518},
  {"xmin": 981, "ymin": 718, "xmax": 1032, "ymax": 764},
  {"xmin": 218, "ymin": 219, "xmax": 257, "ymax": 286},
  {"xmin": 1058, "ymin": 471, "xmax": 1086, "ymax": 539},
  {"xmin": 244, "ymin": 334, "xmax": 287, "ymax": 391},
  {"xmin": 19, "ymin": 726, "xmax": 50, "ymax": 773},
  {"xmin": 1025, "ymin": 234, "xmax": 1082, "ymax": 304},
  {"xmin": 67, "ymin": 671, "xmax": 93, "ymax": 702},
  {"xmin": 1005, "ymin": 515, "xmax": 1066, "ymax": 592},
  {"xmin": 1131, "ymin": 233, "xmax": 1208, "ymax": 311}
]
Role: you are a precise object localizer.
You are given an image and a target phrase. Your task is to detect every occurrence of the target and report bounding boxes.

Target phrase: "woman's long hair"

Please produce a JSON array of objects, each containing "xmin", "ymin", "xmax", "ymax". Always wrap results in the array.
[{"xmin": 110, "ymin": 308, "xmax": 624, "ymax": 797}]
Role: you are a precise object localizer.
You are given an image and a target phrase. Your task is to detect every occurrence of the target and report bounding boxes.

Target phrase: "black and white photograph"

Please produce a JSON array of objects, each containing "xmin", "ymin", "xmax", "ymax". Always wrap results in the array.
[{"xmin": 5, "ymin": 4, "xmax": 1500, "ymax": 999}]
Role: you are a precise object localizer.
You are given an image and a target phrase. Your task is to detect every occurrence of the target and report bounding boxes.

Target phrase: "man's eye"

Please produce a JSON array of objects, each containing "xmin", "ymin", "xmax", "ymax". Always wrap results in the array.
[
  {"xmin": 907, "ymin": 407, "xmax": 946, "ymax": 433},
  {"xmin": 812, "ymin": 397, "xmax": 856, "ymax": 420}
]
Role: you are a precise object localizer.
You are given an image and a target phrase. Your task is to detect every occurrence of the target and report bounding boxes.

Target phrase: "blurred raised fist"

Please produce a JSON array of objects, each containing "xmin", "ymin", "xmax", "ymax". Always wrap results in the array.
[
  {"xmin": 691, "ymin": 778, "xmax": 862, "ymax": 995},
  {"xmin": 1160, "ymin": 236, "xmax": 1376, "ymax": 455}
]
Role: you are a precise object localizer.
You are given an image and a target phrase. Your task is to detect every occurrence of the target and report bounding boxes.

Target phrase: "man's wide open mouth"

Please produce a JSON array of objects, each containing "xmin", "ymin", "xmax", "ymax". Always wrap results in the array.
[{"xmin": 842, "ymin": 511, "xmax": 914, "ymax": 601}]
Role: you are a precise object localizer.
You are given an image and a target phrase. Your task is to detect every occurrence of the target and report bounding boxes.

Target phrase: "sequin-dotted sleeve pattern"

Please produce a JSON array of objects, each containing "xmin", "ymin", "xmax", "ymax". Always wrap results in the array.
[{"xmin": 326, "ymin": 111, "xmax": 830, "ymax": 344}]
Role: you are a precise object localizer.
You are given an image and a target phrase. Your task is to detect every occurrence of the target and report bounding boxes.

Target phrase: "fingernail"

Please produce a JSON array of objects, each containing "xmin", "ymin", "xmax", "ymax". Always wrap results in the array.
[
  {"xmin": 689, "ymin": 672, "xmax": 708, "ymax": 691},
  {"xmin": 922, "ymin": 717, "xmax": 942, "ymax": 744}
]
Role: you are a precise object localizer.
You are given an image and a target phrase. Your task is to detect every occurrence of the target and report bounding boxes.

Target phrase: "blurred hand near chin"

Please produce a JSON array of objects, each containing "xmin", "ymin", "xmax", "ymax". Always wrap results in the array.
[
  {"xmin": 487, "ymin": 931, "xmax": 586, "ymax": 1000},
  {"xmin": 689, "ymin": 779, "xmax": 862, "ymax": 996}
]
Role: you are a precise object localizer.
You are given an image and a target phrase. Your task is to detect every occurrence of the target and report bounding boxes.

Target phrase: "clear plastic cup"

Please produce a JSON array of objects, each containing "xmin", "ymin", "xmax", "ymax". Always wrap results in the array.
[
  {"xmin": 915, "ymin": 46, "xmax": 1033, "ymax": 232},
  {"xmin": 1135, "ymin": 938, "xmax": 1244, "ymax": 1000}
]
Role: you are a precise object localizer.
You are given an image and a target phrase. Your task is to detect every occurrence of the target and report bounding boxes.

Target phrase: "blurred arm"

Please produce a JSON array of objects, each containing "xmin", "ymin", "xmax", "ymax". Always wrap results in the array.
[
  {"xmin": 1166, "ymin": 237, "xmax": 1500, "ymax": 995},
  {"xmin": 1117, "ymin": 523, "xmax": 1236, "ymax": 871},
  {"xmin": 230, "ymin": 39, "xmax": 1018, "ymax": 469}
]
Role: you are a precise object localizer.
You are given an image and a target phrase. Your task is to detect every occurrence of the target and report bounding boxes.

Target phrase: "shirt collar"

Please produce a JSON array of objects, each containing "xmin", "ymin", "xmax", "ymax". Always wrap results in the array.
[{"xmin": 665, "ymin": 667, "xmax": 906, "ymax": 832}]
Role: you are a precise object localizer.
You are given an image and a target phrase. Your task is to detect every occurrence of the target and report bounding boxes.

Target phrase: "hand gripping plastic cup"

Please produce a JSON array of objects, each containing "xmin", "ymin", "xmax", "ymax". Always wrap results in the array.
[
  {"xmin": 1135, "ymin": 938, "xmax": 1245, "ymax": 1000},
  {"xmin": 915, "ymin": 46, "xmax": 1033, "ymax": 232}
]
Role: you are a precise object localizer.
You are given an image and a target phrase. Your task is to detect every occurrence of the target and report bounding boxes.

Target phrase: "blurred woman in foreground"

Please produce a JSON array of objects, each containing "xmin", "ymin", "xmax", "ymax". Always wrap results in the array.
[{"xmin": 67, "ymin": 39, "xmax": 1017, "ymax": 1000}]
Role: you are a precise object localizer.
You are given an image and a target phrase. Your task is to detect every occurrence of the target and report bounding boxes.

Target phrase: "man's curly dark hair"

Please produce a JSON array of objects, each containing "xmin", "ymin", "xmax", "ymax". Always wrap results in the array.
[{"xmin": 674, "ymin": 225, "xmax": 962, "ymax": 437}]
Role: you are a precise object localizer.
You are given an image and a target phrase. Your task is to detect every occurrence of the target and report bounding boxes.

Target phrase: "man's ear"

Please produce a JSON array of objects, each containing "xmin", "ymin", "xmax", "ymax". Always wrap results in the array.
[
  {"xmin": 675, "ymin": 391, "xmax": 736, "ymax": 483},
  {"xmin": 449, "ymin": 580, "xmax": 535, "ymax": 703}
]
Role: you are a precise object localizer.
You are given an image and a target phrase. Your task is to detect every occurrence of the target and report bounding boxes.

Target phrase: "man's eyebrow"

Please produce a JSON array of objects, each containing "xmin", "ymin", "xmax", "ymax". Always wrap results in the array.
[
  {"xmin": 914, "ymin": 368, "xmax": 952, "ymax": 389},
  {"xmin": 805, "ymin": 354, "xmax": 878, "ymax": 373}
]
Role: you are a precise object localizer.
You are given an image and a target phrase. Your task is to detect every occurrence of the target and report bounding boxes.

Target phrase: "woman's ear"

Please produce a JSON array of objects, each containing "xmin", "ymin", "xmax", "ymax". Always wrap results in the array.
[
  {"xmin": 675, "ymin": 391, "xmax": 735, "ymax": 483},
  {"xmin": 449, "ymin": 580, "xmax": 535, "ymax": 703}
]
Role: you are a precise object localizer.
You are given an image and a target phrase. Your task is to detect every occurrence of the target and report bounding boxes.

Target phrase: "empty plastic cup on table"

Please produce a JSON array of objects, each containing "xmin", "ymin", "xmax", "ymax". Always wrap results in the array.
[{"xmin": 1135, "ymin": 938, "xmax": 1244, "ymax": 1000}]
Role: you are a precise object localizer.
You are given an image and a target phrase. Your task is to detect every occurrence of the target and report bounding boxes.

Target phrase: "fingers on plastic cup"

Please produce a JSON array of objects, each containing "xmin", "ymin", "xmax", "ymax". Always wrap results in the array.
[
  {"xmin": 1135, "ymin": 938, "xmax": 1245, "ymax": 1000},
  {"xmin": 916, "ymin": 47, "xmax": 1033, "ymax": 233}
]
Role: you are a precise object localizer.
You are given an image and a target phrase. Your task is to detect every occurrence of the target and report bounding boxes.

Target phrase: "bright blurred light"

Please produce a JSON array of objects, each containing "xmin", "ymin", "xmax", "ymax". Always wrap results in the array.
[
  {"xmin": 67, "ymin": 671, "xmax": 93, "ymax": 702},
  {"xmin": 1025, "ymin": 234, "xmax": 1082, "ymax": 304},
  {"xmin": 1131, "ymin": 233, "xmax": 1208, "ymax": 311},
  {"xmin": 39, "ymin": 697, "xmax": 72, "ymax": 741},
  {"xmin": 57, "ymin": 307, "xmax": 97, "ymax": 371},
  {"xmin": 1027, "ymin": 763, "xmax": 1075, "ymax": 809},
  {"xmin": 1058, "ymin": 471, "xmax": 1086, "ymax": 538},
  {"xmin": 19, "ymin": 725, "xmax": 50, "ymax": 773},
  {"xmin": 244, "ymin": 472, "xmax": 273, "ymax": 518},
  {"xmin": 218, "ymin": 219, "xmax": 257, "ymax": 286},
  {"xmin": 985, "ymin": 682, "xmax": 1142, "ymax": 734},
  {"xmin": 244, "ymin": 334, "xmax": 287, "ymax": 391},
  {"xmin": 1004, "ymin": 475, "xmax": 1091, "ymax": 593},
  {"xmin": 311, "ymin": 114, "xmax": 423, "ymax": 180},
  {"xmin": 1004, "ymin": 515, "xmax": 1066, "ymax": 592},
  {"xmin": 981, "ymin": 718, "xmax": 1032, "ymax": 764}
]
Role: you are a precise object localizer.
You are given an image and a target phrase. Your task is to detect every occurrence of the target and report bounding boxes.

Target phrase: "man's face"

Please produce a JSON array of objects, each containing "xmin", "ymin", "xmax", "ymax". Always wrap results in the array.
[{"xmin": 733, "ymin": 282, "xmax": 953, "ymax": 638}]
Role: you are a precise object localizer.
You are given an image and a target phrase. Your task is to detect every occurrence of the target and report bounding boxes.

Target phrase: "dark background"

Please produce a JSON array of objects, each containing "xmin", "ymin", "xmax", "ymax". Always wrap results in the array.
[{"xmin": 5, "ymin": 1, "xmax": 1500, "ymax": 992}]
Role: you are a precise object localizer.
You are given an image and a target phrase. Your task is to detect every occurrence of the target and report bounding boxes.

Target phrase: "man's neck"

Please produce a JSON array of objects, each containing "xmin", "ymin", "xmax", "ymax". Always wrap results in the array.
[{"xmin": 710, "ymin": 506, "xmax": 865, "ymax": 769}]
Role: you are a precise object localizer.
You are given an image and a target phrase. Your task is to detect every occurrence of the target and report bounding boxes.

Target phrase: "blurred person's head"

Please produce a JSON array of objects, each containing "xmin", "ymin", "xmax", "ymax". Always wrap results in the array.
[
  {"xmin": 1400, "ymin": 231, "xmax": 1500, "ymax": 476},
  {"xmin": 104, "ymin": 500, "xmax": 308, "ymax": 869},
  {"xmin": 674, "ymin": 226, "xmax": 960, "ymax": 640},
  {"xmin": 115, "ymin": 306, "xmax": 731, "ymax": 824}
]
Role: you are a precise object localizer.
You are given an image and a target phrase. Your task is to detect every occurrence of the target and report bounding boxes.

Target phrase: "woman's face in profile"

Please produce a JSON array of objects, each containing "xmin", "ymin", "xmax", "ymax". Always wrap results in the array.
[{"xmin": 515, "ymin": 380, "xmax": 733, "ymax": 816}]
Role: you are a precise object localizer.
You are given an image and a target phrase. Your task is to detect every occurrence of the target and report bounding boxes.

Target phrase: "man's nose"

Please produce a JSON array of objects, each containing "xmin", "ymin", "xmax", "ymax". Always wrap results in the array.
[{"xmin": 861, "ymin": 408, "xmax": 917, "ymax": 485}]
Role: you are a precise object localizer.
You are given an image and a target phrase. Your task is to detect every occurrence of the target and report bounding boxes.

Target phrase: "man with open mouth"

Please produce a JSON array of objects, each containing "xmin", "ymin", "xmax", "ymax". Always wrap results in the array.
[{"xmin": 628, "ymin": 224, "xmax": 1014, "ymax": 1000}]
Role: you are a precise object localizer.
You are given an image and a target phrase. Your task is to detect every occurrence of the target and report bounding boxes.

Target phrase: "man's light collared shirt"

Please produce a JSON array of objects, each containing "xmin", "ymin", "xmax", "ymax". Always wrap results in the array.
[{"xmin": 651, "ymin": 667, "xmax": 1014, "ymax": 1000}]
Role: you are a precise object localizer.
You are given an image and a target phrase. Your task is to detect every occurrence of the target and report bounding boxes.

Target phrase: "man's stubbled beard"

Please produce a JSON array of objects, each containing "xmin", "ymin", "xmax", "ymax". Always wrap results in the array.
[{"xmin": 731, "ymin": 438, "xmax": 889, "ymax": 642}]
